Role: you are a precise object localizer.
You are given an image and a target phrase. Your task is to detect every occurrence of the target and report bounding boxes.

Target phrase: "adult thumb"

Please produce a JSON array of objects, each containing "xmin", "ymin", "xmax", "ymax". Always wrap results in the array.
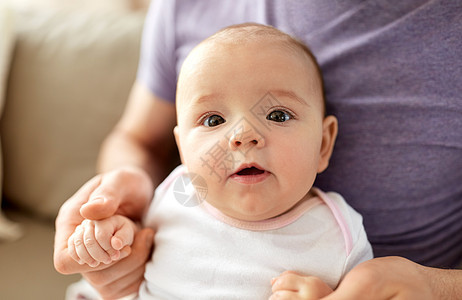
[
  {"xmin": 80, "ymin": 167, "xmax": 153, "ymax": 220},
  {"xmin": 80, "ymin": 188, "xmax": 120, "ymax": 220},
  {"xmin": 79, "ymin": 171, "xmax": 127, "ymax": 220},
  {"xmin": 136, "ymin": 228, "xmax": 155, "ymax": 253},
  {"xmin": 119, "ymin": 227, "xmax": 155, "ymax": 261}
]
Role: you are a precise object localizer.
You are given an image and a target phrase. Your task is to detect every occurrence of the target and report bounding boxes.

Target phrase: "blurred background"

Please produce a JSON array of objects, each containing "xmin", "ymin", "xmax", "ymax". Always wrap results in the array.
[{"xmin": 0, "ymin": 0, "xmax": 150, "ymax": 298}]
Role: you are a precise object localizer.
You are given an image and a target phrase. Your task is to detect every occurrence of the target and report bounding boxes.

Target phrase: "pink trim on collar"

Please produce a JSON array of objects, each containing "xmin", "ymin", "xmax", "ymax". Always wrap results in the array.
[
  {"xmin": 201, "ymin": 187, "xmax": 353, "ymax": 256},
  {"xmin": 311, "ymin": 187, "xmax": 353, "ymax": 256},
  {"xmin": 200, "ymin": 196, "xmax": 321, "ymax": 231},
  {"xmin": 166, "ymin": 165, "xmax": 353, "ymax": 255}
]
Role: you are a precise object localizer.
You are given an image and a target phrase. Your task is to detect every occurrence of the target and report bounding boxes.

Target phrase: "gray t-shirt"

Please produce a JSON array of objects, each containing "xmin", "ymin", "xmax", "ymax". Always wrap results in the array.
[{"xmin": 137, "ymin": 0, "xmax": 462, "ymax": 268}]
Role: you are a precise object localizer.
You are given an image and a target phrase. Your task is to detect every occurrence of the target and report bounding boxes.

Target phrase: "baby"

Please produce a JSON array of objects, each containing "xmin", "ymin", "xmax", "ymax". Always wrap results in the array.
[{"xmin": 68, "ymin": 23, "xmax": 373, "ymax": 299}]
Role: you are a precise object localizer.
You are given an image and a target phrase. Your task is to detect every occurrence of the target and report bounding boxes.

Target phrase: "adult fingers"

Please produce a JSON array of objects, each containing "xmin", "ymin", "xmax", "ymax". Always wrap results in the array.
[
  {"xmin": 321, "ymin": 257, "xmax": 435, "ymax": 300},
  {"xmin": 54, "ymin": 175, "xmax": 104, "ymax": 274},
  {"xmin": 87, "ymin": 261, "xmax": 146, "ymax": 300},
  {"xmin": 83, "ymin": 228, "xmax": 154, "ymax": 298},
  {"xmin": 80, "ymin": 167, "xmax": 153, "ymax": 221},
  {"xmin": 320, "ymin": 268, "xmax": 388, "ymax": 300}
]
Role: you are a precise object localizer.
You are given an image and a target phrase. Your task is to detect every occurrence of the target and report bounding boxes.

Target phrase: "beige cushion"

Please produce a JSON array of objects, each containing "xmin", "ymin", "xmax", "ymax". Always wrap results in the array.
[
  {"xmin": 0, "ymin": 3, "xmax": 15, "ymax": 111},
  {"xmin": 0, "ymin": 1, "xmax": 25, "ymax": 241},
  {"xmin": 0, "ymin": 8, "xmax": 144, "ymax": 219}
]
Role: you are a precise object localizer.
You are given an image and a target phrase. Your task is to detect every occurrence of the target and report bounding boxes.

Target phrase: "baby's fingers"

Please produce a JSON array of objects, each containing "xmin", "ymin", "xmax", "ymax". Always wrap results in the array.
[
  {"xmin": 110, "ymin": 221, "xmax": 136, "ymax": 251},
  {"xmin": 94, "ymin": 220, "xmax": 123, "ymax": 261},
  {"xmin": 67, "ymin": 232, "xmax": 80, "ymax": 264},
  {"xmin": 71, "ymin": 224, "xmax": 99, "ymax": 267},
  {"xmin": 271, "ymin": 271, "xmax": 304, "ymax": 293},
  {"xmin": 271, "ymin": 271, "xmax": 333, "ymax": 300},
  {"xmin": 269, "ymin": 290, "xmax": 305, "ymax": 300},
  {"xmin": 82, "ymin": 220, "xmax": 112, "ymax": 265}
]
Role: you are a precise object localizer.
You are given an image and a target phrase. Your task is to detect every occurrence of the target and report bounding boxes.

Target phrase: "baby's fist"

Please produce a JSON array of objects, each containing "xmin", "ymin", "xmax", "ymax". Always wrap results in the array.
[{"xmin": 270, "ymin": 271, "xmax": 333, "ymax": 300}]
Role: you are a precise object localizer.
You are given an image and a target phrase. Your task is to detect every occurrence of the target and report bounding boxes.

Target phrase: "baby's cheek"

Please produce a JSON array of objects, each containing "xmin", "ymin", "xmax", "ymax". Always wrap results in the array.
[{"xmin": 189, "ymin": 142, "xmax": 237, "ymax": 184}]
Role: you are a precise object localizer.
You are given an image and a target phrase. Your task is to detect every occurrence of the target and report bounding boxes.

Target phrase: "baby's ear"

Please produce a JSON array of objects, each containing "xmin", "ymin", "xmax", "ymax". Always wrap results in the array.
[
  {"xmin": 317, "ymin": 115, "xmax": 338, "ymax": 173},
  {"xmin": 173, "ymin": 126, "xmax": 184, "ymax": 164}
]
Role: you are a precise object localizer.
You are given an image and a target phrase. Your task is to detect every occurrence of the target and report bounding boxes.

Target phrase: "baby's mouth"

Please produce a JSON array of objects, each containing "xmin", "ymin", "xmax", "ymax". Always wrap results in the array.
[
  {"xmin": 229, "ymin": 164, "xmax": 270, "ymax": 184},
  {"xmin": 236, "ymin": 167, "xmax": 265, "ymax": 176}
]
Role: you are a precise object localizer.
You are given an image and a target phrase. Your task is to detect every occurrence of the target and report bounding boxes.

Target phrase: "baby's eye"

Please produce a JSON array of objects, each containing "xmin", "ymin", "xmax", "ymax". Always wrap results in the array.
[
  {"xmin": 203, "ymin": 114, "xmax": 225, "ymax": 127},
  {"xmin": 266, "ymin": 110, "xmax": 292, "ymax": 122}
]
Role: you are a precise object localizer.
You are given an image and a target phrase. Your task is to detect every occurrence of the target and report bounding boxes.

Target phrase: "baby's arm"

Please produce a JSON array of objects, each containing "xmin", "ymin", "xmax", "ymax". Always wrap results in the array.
[
  {"xmin": 67, "ymin": 215, "xmax": 139, "ymax": 267},
  {"xmin": 270, "ymin": 271, "xmax": 333, "ymax": 300}
]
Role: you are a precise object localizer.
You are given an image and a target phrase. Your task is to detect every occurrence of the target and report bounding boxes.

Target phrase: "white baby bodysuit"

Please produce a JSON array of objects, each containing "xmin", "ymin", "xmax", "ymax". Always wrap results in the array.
[{"xmin": 139, "ymin": 165, "xmax": 373, "ymax": 299}]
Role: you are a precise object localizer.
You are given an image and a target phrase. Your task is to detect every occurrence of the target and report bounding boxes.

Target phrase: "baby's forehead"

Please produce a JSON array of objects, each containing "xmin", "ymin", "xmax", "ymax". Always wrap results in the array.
[
  {"xmin": 205, "ymin": 23, "xmax": 299, "ymax": 47},
  {"xmin": 187, "ymin": 25, "xmax": 320, "ymax": 79},
  {"xmin": 177, "ymin": 25, "xmax": 324, "ymax": 112},
  {"xmin": 183, "ymin": 35, "xmax": 317, "ymax": 81},
  {"xmin": 201, "ymin": 31, "xmax": 307, "ymax": 60}
]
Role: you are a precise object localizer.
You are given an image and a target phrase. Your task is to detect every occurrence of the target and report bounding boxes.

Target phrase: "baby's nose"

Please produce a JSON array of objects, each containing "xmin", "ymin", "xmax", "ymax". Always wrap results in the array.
[{"xmin": 227, "ymin": 119, "xmax": 265, "ymax": 150}]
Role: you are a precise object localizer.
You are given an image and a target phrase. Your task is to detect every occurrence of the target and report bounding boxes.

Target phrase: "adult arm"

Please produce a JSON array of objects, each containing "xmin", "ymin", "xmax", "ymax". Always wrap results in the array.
[
  {"xmin": 96, "ymin": 81, "xmax": 178, "ymax": 186},
  {"xmin": 323, "ymin": 256, "xmax": 462, "ymax": 300},
  {"xmin": 54, "ymin": 81, "xmax": 178, "ymax": 298}
]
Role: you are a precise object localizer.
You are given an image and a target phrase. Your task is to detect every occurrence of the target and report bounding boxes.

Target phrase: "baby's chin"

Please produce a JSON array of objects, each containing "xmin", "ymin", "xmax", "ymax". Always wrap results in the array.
[{"xmin": 208, "ymin": 199, "xmax": 285, "ymax": 222}]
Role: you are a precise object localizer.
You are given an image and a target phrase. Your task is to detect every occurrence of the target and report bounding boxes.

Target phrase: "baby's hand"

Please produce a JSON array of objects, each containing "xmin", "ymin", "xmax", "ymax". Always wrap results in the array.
[
  {"xmin": 67, "ymin": 215, "xmax": 138, "ymax": 267},
  {"xmin": 270, "ymin": 271, "xmax": 333, "ymax": 300}
]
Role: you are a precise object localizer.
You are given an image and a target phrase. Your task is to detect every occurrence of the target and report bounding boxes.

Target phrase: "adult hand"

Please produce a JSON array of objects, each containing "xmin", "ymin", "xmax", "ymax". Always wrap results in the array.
[
  {"xmin": 54, "ymin": 167, "xmax": 155, "ymax": 298},
  {"xmin": 322, "ymin": 256, "xmax": 461, "ymax": 300},
  {"xmin": 81, "ymin": 227, "xmax": 154, "ymax": 299}
]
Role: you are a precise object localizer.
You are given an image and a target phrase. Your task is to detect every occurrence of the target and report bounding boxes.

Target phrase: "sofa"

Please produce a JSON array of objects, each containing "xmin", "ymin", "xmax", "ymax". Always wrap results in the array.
[{"xmin": 0, "ymin": 3, "xmax": 146, "ymax": 299}]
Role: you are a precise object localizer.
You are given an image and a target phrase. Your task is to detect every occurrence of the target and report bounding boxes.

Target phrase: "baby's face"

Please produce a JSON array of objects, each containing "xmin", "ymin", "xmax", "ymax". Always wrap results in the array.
[{"xmin": 175, "ymin": 40, "xmax": 336, "ymax": 221}]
